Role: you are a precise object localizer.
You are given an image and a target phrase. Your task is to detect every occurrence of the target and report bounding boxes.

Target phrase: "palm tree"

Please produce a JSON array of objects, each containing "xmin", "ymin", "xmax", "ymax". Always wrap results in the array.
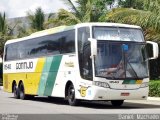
[
  {"xmin": 55, "ymin": 0, "xmax": 93, "ymax": 25},
  {"xmin": 106, "ymin": 0, "xmax": 160, "ymax": 41},
  {"xmin": 27, "ymin": 7, "xmax": 45, "ymax": 31},
  {"xmin": 0, "ymin": 12, "xmax": 7, "ymax": 34},
  {"xmin": 118, "ymin": 0, "xmax": 143, "ymax": 9},
  {"xmin": 49, "ymin": 0, "xmax": 113, "ymax": 26},
  {"xmin": 44, "ymin": 13, "xmax": 56, "ymax": 29},
  {"xmin": 0, "ymin": 12, "xmax": 8, "ymax": 52},
  {"xmin": 0, "ymin": 12, "xmax": 14, "ymax": 55},
  {"xmin": 107, "ymin": 0, "xmax": 160, "ymax": 79}
]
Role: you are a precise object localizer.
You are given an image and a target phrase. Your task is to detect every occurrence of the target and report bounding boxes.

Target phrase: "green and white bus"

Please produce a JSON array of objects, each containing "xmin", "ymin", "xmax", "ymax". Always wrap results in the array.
[{"xmin": 3, "ymin": 23, "xmax": 158, "ymax": 106}]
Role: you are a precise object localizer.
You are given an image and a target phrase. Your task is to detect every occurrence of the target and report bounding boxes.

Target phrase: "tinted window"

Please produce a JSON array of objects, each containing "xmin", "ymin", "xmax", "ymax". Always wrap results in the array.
[
  {"xmin": 26, "ymin": 37, "xmax": 49, "ymax": 57},
  {"xmin": 5, "ymin": 44, "xmax": 18, "ymax": 61},
  {"xmin": 5, "ymin": 30, "xmax": 75, "ymax": 61},
  {"xmin": 61, "ymin": 31, "xmax": 75, "ymax": 53}
]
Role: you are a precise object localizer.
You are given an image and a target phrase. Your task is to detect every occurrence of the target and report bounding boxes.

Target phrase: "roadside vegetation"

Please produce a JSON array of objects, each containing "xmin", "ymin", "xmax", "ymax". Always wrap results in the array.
[{"xmin": 149, "ymin": 80, "xmax": 160, "ymax": 97}]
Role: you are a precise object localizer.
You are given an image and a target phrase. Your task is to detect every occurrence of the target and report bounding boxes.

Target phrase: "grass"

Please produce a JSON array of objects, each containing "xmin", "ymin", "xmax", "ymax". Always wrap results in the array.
[{"xmin": 149, "ymin": 80, "xmax": 160, "ymax": 97}]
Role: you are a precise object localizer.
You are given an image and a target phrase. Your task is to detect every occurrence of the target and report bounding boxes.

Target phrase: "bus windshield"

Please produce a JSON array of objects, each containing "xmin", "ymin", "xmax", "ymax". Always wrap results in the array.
[
  {"xmin": 93, "ymin": 26, "xmax": 144, "ymax": 42},
  {"xmin": 95, "ymin": 41, "xmax": 149, "ymax": 79}
]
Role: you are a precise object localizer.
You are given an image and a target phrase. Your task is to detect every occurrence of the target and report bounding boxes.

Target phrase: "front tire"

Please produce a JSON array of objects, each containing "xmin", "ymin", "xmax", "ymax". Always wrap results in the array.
[
  {"xmin": 111, "ymin": 100, "xmax": 124, "ymax": 107},
  {"xmin": 67, "ymin": 84, "xmax": 78, "ymax": 106}
]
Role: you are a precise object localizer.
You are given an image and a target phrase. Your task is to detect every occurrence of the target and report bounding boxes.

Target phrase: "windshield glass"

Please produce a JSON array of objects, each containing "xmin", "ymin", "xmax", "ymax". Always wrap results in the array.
[
  {"xmin": 95, "ymin": 41, "xmax": 149, "ymax": 79},
  {"xmin": 93, "ymin": 26, "xmax": 144, "ymax": 42}
]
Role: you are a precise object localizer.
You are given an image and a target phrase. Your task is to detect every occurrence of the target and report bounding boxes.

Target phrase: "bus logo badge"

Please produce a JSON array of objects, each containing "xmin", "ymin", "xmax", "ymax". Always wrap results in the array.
[
  {"xmin": 79, "ymin": 86, "xmax": 90, "ymax": 97},
  {"xmin": 80, "ymin": 87, "xmax": 87, "ymax": 97}
]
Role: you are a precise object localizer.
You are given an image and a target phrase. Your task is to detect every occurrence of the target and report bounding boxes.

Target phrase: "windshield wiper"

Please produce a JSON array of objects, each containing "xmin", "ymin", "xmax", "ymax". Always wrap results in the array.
[{"xmin": 126, "ymin": 61, "xmax": 139, "ymax": 78}]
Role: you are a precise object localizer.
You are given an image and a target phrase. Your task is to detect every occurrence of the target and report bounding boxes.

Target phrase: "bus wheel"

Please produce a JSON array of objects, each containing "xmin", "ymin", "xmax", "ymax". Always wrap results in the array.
[
  {"xmin": 19, "ymin": 82, "xmax": 26, "ymax": 100},
  {"xmin": 67, "ymin": 84, "xmax": 78, "ymax": 106},
  {"xmin": 111, "ymin": 100, "xmax": 124, "ymax": 107},
  {"xmin": 13, "ymin": 83, "xmax": 20, "ymax": 99}
]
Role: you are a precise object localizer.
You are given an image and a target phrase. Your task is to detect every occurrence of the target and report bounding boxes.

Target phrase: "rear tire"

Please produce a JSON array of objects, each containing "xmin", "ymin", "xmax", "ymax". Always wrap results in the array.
[
  {"xmin": 111, "ymin": 100, "xmax": 124, "ymax": 107},
  {"xmin": 19, "ymin": 82, "xmax": 26, "ymax": 100},
  {"xmin": 13, "ymin": 83, "xmax": 20, "ymax": 99},
  {"xmin": 67, "ymin": 84, "xmax": 78, "ymax": 106}
]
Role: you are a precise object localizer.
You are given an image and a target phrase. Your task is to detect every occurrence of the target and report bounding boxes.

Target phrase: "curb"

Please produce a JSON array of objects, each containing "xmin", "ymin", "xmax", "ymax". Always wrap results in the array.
[{"xmin": 147, "ymin": 97, "xmax": 160, "ymax": 101}]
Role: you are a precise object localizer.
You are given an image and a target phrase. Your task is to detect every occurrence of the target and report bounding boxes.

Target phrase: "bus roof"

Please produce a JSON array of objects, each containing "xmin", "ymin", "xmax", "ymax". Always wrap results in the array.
[
  {"xmin": 75, "ymin": 22, "xmax": 141, "ymax": 29},
  {"xmin": 5, "ymin": 22, "xmax": 141, "ymax": 45}
]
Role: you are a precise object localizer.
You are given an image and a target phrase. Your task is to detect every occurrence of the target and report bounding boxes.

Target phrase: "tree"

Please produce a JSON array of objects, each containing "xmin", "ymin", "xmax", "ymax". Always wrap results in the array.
[
  {"xmin": 106, "ymin": 1, "xmax": 160, "ymax": 41},
  {"xmin": 17, "ymin": 25, "xmax": 30, "ymax": 38},
  {"xmin": 27, "ymin": 7, "xmax": 45, "ymax": 31},
  {"xmin": 44, "ymin": 13, "xmax": 56, "ymax": 29},
  {"xmin": 49, "ymin": 0, "xmax": 113, "ymax": 26},
  {"xmin": 0, "ymin": 12, "xmax": 7, "ymax": 34},
  {"xmin": 106, "ymin": 0, "xmax": 160, "ymax": 79},
  {"xmin": 119, "ymin": 0, "xmax": 144, "ymax": 9},
  {"xmin": 0, "ymin": 12, "xmax": 14, "ymax": 55}
]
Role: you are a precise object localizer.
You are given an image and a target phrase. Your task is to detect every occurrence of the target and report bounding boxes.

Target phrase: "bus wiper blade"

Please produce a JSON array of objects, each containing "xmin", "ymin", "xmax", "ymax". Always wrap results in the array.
[{"xmin": 127, "ymin": 61, "xmax": 138, "ymax": 78}]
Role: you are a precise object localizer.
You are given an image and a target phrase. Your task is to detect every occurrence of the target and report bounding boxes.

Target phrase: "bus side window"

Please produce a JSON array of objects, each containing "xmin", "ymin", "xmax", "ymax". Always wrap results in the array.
[
  {"xmin": 5, "ymin": 44, "xmax": 18, "ymax": 61},
  {"xmin": 60, "ymin": 30, "xmax": 75, "ymax": 54}
]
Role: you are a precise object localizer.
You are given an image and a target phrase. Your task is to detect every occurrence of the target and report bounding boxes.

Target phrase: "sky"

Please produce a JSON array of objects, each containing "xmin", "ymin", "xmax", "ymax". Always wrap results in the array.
[{"xmin": 0, "ymin": 0, "xmax": 69, "ymax": 18}]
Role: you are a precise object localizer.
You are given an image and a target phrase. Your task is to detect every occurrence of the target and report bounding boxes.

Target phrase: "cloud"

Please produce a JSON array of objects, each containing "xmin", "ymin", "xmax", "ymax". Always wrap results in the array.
[{"xmin": 0, "ymin": 0, "xmax": 68, "ymax": 18}]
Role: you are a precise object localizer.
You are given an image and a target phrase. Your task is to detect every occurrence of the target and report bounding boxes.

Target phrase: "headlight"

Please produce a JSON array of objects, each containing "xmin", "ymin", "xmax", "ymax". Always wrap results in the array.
[
  {"xmin": 93, "ymin": 81, "xmax": 110, "ymax": 88},
  {"xmin": 140, "ymin": 82, "xmax": 149, "ymax": 88}
]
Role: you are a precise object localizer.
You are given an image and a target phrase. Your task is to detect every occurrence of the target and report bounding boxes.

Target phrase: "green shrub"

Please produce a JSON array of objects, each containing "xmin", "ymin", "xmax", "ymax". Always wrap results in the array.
[{"xmin": 149, "ymin": 80, "xmax": 160, "ymax": 97}]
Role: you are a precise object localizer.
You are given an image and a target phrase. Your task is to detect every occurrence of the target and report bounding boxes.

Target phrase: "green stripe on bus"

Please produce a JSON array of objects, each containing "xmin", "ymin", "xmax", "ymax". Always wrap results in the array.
[
  {"xmin": 38, "ymin": 57, "xmax": 53, "ymax": 95},
  {"xmin": 44, "ymin": 55, "xmax": 62, "ymax": 96},
  {"xmin": 122, "ymin": 80, "xmax": 136, "ymax": 84}
]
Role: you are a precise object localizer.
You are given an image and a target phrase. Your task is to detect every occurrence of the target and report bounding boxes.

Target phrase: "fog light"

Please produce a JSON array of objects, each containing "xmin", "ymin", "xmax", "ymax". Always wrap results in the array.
[{"xmin": 140, "ymin": 82, "xmax": 149, "ymax": 88}]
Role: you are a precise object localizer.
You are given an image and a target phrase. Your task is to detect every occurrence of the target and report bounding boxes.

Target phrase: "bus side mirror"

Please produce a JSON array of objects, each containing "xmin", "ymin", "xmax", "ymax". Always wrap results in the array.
[
  {"xmin": 146, "ymin": 41, "xmax": 159, "ymax": 60},
  {"xmin": 88, "ymin": 38, "xmax": 97, "ymax": 57}
]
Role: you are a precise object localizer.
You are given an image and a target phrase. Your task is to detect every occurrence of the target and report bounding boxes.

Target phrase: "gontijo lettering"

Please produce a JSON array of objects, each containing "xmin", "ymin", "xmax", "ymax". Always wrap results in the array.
[{"xmin": 16, "ymin": 61, "xmax": 33, "ymax": 70}]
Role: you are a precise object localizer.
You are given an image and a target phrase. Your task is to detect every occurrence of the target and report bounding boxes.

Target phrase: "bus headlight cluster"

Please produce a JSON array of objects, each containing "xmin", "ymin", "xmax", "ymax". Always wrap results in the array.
[
  {"xmin": 140, "ymin": 82, "xmax": 149, "ymax": 88},
  {"xmin": 93, "ymin": 81, "xmax": 110, "ymax": 88}
]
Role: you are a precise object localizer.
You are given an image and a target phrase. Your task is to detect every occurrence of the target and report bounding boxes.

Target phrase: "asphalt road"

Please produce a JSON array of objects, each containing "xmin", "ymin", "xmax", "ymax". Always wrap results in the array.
[{"xmin": 0, "ymin": 89, "xmax": 160, "ymax": 120}]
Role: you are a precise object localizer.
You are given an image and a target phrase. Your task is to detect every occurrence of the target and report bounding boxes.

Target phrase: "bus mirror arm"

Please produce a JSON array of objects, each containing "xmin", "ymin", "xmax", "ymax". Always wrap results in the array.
[
  {"xmin": 88, "ymin": 38, "xmax": 97, "ymax": 57},
  {"xmin": 146, "ymin": 41, "xmax": 159, "ymax": 60},
  {"xmin": 0, "ymin": 55, "xmax": 2, "ymax": 63}
]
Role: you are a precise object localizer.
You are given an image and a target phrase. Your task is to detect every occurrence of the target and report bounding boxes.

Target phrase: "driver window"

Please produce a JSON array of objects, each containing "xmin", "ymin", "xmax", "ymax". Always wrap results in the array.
[{"xmin": 78, "ymin": 27, "xmax": 93, "ymax": 80}]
